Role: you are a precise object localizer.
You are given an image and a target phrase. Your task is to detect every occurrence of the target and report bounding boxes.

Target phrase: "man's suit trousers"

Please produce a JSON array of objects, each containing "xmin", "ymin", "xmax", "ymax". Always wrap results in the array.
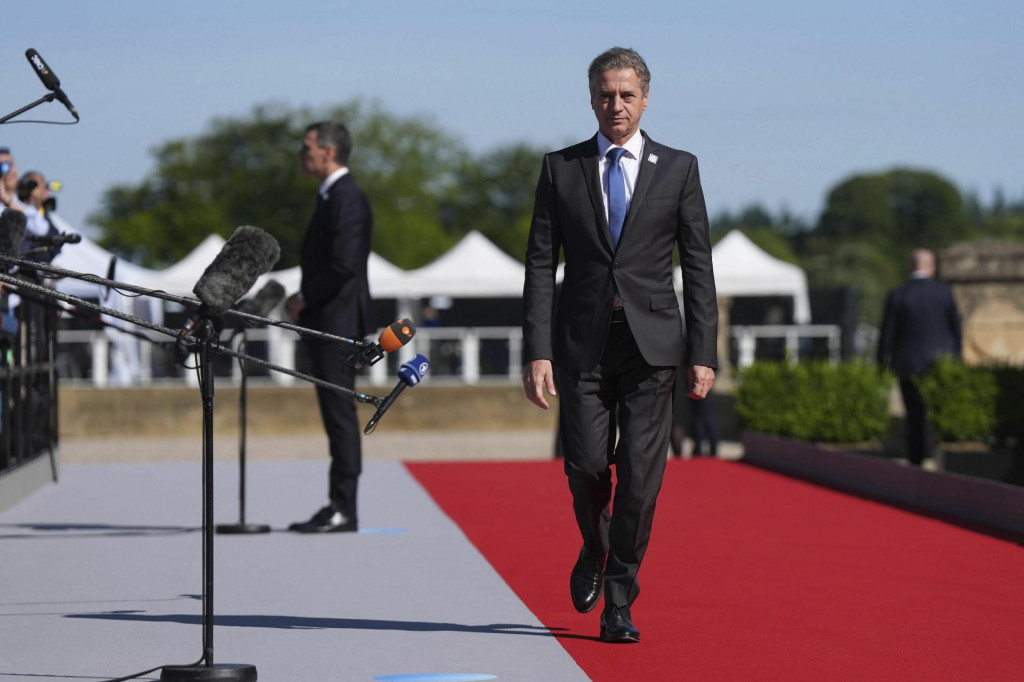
[
  {"xmin": 556, "ymin": 319, "xmax": 676, "ymax": 609},
  {"xmin": 307, "ymin": 338, "xmax": 361, "ymax": 517}
]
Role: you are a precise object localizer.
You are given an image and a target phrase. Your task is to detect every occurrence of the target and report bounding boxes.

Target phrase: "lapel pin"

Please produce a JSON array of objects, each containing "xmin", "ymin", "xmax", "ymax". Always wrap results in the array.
[{"xmin": 648, "ymin": 154, "xmax": 659, "ymax": 164}]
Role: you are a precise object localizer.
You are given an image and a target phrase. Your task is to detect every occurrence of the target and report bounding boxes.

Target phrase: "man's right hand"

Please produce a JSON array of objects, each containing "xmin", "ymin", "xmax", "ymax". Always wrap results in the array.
[{"xmin": 523, "ymin": 359, "xmax": 557, "ymax": 410}]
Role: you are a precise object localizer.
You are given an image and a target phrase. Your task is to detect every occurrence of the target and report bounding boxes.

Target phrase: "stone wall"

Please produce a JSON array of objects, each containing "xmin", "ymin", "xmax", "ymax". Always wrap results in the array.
[
  {"xmin": 59, "ymin": 383, "xmax": 558, "ymax": 438},
  {"xmin": 940, "ymin": 240, "xmax": 1024, "ymax": 365}
]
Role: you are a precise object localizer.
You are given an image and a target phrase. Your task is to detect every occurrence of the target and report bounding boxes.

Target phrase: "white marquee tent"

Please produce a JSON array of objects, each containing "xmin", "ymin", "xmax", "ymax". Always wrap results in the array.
[
  {"xmin": 49, "ymin": 220, "xmax": 808, "ymax": 324},
  {"xmin": 402, "ymin": 230, "xmax": 525, "ymax": 298},
  {"xmin": 674, "ymin": 230, "xmax": 812, "ymax": 323},
  {"xmin": 37, "ymin": 219, "xmax": 816, "ymax": 385}
]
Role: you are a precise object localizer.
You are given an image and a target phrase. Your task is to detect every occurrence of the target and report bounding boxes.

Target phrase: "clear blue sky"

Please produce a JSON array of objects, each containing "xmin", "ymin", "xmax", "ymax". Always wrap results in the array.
[{"xmin": 3, "ymin": 0, "xmax": 1021, "ymax": 236}]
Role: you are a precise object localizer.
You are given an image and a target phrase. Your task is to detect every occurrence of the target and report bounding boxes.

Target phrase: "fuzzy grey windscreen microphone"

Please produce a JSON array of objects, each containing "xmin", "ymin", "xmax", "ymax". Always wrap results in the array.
[{"xmin": 192, "ymin": 226, "xmax": 281, "ymax": 315}]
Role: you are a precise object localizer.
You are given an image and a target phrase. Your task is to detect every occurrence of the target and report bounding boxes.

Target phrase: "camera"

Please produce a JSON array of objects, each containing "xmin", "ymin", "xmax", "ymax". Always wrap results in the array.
[{"xmin": 0, "ymin": 161, "xmax": 10, "ymax": 175}]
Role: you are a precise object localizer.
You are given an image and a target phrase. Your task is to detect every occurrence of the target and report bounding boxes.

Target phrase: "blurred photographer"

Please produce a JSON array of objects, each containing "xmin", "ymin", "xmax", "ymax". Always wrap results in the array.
[
  {"xmin": 0, "ymin": 147, "xmax": 25, "ymax": 212},
  {"xmin": 17, "ymin": 170, "xmax": 63, "ymax": 263}
]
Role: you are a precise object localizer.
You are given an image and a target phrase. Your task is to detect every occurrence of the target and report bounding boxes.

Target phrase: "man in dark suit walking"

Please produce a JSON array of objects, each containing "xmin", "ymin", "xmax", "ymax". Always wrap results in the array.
[
  {"xmin": 286, "ymin": 121, "xmax": 373, "ymax": 532},
  {"xmin": 877, "ymin": 248, "xmax": 962, "ymax": 466},
  {"xmin": 523, "ymin": 47, "xmax": 718, "ymax": 643}
]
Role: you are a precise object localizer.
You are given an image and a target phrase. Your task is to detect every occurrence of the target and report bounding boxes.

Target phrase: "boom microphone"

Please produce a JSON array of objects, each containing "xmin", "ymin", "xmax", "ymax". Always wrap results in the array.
[
  {"xmin": 26, "ymin": 232, "xmax": 82, "ymax": 246},
  {"xmin": 0, "ymin": 210, "xmax": 27, "ymax": 257},
  {"xmin": 179, "ymin": 226, "xmax": 281, "ymax": 339},
  {"xmin": 25, "ymin": 48, "xmax": 79, "ymax": 121},
  {"xmin": 364, "ymin": 354, "xmax": 430, "ymax": 434},
  {"xmin": 345, "ymin": 318, "xmax": 416, "ymax": 373}
]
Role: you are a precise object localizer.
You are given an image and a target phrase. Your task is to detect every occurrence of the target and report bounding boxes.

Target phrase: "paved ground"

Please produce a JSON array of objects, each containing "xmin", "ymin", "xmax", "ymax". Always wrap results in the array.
[
  {"xmin": 2, "ymin": 459, "xmax": 589, "ymax": 681},
  {"xmin": 58, "ymin": 430, "xmax": 744, "ymax": 464},
  {"xmin": 2, "ymin": 433, "xmax": 742, "ymax": 682}
]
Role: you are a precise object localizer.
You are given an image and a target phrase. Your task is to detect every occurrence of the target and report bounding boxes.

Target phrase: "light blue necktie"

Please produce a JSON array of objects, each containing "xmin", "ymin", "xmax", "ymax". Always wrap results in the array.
[{"xmin": 606, "ymin": 146, "xmax": 627, "ymax": 247}]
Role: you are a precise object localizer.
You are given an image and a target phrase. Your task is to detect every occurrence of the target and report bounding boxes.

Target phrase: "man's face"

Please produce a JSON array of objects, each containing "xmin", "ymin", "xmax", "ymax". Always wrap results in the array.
[
  {"xmin": 25, "ymin": 173, "xmax": 49, "ymax": 207},
  {"xmin": 0, "ymin": 153, "xmax": 17, "ymax": 193},
  {"xmin": 591, "ymin": 68, "xmax": 649, "ymax": 146},
  {"xmin": 299, "ymin": 130, "xmax": 335, "ymax": 180}
]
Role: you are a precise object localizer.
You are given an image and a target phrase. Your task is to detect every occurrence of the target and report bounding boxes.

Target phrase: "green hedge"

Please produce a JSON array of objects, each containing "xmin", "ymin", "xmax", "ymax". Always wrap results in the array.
[
  {"xmin": 916, "ymin": 358, "xmax": 1024, "ymax": 441},
  {"xmin": 736, "ymin": 358, "xmax": 1024, "ymax": 445},
  {"xmin": 915, "ymin": 357, "xmax": 997, "ymax": 441},
  {"xmin": 735, "ymin": 361, "xmax": 891, "ymax": 443}
]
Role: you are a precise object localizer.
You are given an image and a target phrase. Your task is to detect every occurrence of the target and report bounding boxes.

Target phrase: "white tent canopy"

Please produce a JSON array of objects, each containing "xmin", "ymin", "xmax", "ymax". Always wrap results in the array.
[
  {"xmin": 256, "ymin": 251, "xmax": 408, "ymax": 301},
  {"xmin": 674, "ymin": 230, "xmax": 811, "ymax": 323},
  {"xmin": 49, "ymin": 222, "xmax": 808, "ymax": 321},
  {"xmin": 145, "ymin": 234, "xmax": 227, "ymax": 296},
  {"xmin": 403, "ymin": 230, "xmax": 525, "ymax": 298},
  {"xmin": 49, "ymin": 215, "xmax": 162, "ymax": 299}
]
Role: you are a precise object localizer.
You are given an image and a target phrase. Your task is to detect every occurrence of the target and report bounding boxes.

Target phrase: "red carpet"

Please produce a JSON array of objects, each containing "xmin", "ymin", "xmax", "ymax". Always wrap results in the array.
[{"xmin": 407, "ymin": 459, "xmax": 1024, "ymax": 681}]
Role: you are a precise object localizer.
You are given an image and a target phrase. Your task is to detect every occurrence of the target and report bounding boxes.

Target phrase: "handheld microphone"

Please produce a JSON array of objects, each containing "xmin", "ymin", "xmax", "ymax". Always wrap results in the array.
[
  {"xmin": 233, "ymin": 279, "xmax": 286, "ymax": 326},
  {"xmin": 179, "ymin": 226, "xmax": 281, "ymax": 340},
  {"xmin": 364, "ymin": 354, "xmax": 430, "ymax": 435},
  {"xmin": 26, "ymin": 232, "xmax": 82, "ymax": 246},
  {"xmin": 25, "ymin": 48, "xmax": 79, "ymax": 121},
  {"xmin": 345, "ymin": 318, "xmax": 416, "ymax": 373}
]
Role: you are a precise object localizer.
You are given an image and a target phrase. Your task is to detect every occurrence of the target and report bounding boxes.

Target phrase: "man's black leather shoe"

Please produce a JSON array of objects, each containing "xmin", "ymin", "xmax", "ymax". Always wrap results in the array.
[
  {"xmin": 600, "ymin": 605, "xmax": 640, "ymax": 643},
  {"xmin": 288, "ymin": 506, "xmax": 358, "ymax": 533},
  {"xmin": 570, "ymin": 547, "xmax": 606, "ymax": 613}
]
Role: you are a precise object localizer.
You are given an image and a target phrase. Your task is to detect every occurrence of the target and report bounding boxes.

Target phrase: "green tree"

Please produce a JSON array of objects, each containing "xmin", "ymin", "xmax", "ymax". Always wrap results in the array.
[
  {"xmin": 965, "ymin": 188, "xmax": 1024, "ymax": 242},
  {"xmin": 345, "ymin": 101, "xmax": 470, "ymax": 268},
  {"xmin": 91, "ymin": 104, "xmax": 314, "ymax": 267},
  {"xmin": 89, "ymin": 101, "xmax": 472, "ymax": 269},
  {"xmin": 800, "ymin": 239, "xmax": 902, "ymax": 326},
  {"xmin": 816, "ymin": 168, "xmax": 970, "ymax": 250},
  {"xmin": 797, "ymin": 168, "xmax": 973, "ymax": 326},
  {"xmin": 445, "ymin": 143, "xmax": 547, "ymax": 259},
  {"xmin": 710, "ymin": 204, "xmax": 805, "ymax": 264}
]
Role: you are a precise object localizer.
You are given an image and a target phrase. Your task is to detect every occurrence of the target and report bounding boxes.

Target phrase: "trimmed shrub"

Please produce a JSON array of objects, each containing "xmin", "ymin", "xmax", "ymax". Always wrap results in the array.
[
  {"xmin": 735, "ymin": 361, "xmax": 891, "ymax": 443},
  {"xmin": 915, "ymin": 357, "xmax": 998, "ymax": 441}
]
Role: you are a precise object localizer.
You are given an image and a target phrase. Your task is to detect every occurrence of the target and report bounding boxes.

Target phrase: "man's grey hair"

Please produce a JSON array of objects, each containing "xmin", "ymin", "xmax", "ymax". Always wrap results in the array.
[
  {"xmin": 588, "ymin": 47, "xmax": 651, "ymax": 96},
  {"xmin": 306, "ymin": 121, "xmax": 352, "ymax": 165}
]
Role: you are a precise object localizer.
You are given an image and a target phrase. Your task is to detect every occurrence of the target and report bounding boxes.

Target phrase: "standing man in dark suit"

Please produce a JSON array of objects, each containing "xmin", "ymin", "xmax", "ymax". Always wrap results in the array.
[
  {"xmin": 877, "ymin": 248, "xmax": 962, "ymax": 466},
  {"xmin": 286, "ymin": 121, "xmax": 373, "ymax": 533},
  {"xmin": 522, "ymin": 47, "xmax": 718, "ymax": 643}
]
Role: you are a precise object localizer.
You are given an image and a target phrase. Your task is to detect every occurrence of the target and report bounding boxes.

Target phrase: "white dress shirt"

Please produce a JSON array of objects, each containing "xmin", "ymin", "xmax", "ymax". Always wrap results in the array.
[{"xmin": 318, "ymin": 167, "xmax": 349, "ymax": 199}]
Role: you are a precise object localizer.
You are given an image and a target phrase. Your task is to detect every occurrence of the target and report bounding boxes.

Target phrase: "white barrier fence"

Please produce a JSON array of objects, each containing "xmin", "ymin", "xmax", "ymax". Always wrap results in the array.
[
  {"xmin": 730, "ymin": 324, "xmax": 842, "ymax": 369},
  {"xmin": 57, "ymin": 324, "xmax": 842, "ymax": 387},
  {"xmin": 56, "ymin": 326, "xmax": 526, "ymax": 388}
]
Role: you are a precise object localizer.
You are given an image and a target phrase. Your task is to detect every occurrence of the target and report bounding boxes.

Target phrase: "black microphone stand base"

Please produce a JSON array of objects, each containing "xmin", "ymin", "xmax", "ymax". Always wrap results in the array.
[
  {"xmin": 160, "ymin": 663, "xmax": 257, "ymax": 681},
  {"xmin": 215, "ymin": 522, "xmax": 271, "ymax": 535}
]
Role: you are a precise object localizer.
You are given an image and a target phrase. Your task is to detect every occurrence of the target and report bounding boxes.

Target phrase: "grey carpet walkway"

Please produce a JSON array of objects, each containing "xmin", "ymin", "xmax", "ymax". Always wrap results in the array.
[{"xmin": 0, "ymin": 457, "xmax": 590, "ymax": 681}]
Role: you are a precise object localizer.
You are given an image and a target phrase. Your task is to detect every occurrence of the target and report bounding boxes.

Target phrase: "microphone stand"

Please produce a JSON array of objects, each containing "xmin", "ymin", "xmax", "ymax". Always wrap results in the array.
[
  {"xmin": 0, "ymin": 263, "xmax": 394, "ymax": 682},
  {"xmin": 215, "ymin": 331, "xmax": 270, "ymax": 536},
  {"xmin": 160, "ymin": 321, "xmax": 257, "ymax": 681},
  {"xmin": 0, "ymin": 92, "xmax": 61, "ymax": 125}
]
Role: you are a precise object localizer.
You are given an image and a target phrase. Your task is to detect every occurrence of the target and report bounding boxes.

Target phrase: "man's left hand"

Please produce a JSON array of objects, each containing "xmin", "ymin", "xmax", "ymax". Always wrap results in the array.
[
  {"xmin": 284, "ymin": 293, "xmax": 305, "ymax": 322},
  {"xmin": 686, "ymin": 365, "xmax": 715, "ymax": 399}
]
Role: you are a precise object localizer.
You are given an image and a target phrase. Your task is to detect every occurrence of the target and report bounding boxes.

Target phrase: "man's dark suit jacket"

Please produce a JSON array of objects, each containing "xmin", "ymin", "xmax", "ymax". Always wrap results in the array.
[
  {"xmin": 523, "ymin": 132, "xmax": 718, "ymax": 372},
  {"xmin": 877, "ymin": 277, "xmax": 962, "ymax": 378},
  {"xmin": 298, "ymin": 173, "xmax": 373, "ymax": 339}
]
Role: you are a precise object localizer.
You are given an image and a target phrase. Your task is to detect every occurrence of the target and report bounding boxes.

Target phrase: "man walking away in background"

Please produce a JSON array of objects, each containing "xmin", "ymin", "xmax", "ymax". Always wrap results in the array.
[{"xmin": 877, "ymin": 248, "xmax": 962, "ymax": 466}]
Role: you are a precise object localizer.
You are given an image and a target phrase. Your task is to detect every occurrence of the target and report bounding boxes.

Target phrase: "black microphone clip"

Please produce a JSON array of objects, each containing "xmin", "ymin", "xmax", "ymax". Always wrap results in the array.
[{"xmin": 345, "ymin": 343, "xmax": 384, "ymax": 374}]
